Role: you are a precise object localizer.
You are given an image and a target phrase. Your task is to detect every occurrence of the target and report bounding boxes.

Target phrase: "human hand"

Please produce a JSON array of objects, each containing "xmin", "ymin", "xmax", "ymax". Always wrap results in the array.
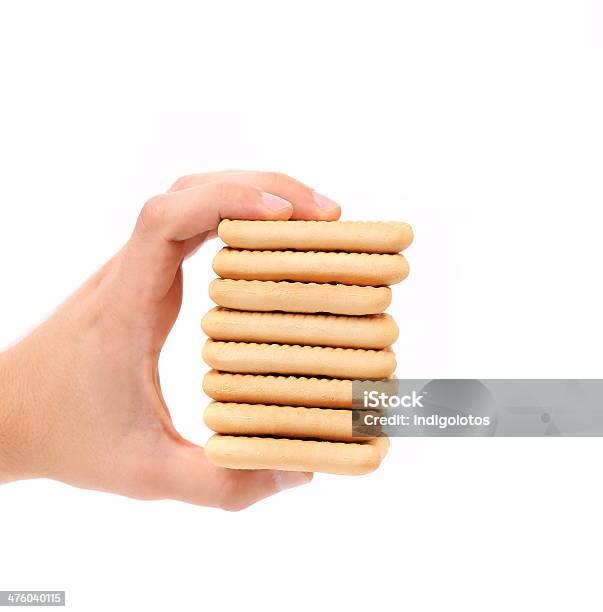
[{"xmin": 0, "ymin": 171, "xmax": 341, "ymax": 510}]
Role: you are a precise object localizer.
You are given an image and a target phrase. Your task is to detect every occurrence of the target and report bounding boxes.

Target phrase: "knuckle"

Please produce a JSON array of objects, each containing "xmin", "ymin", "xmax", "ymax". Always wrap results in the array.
[
  {"xmin": 264, "ymin": 171, "xmax": 292, "ymax": 187},
  {"xmin": 264, "ymin": 171, "xmax": 309, "ymax": 192},
  {"xmin": 139, "ymin": 195, "xmax": 167, "ymax": 229},
  {"xmin": 171, "ymin": 174, "xmax": 195, "ymax": 191}
]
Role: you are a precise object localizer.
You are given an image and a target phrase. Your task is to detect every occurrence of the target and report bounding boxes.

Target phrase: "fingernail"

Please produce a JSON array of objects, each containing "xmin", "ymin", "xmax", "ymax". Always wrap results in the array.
[
  {"xmin": 274, "ymin": 471, "xmax": 313, "ymax": 491},
  {"xmin": 261, "ymin": 193, "xmax": 292, "ymax": 210},
  {"xmin": 312, "ymin": 191, "xmax": 340, "ymax": 211}
]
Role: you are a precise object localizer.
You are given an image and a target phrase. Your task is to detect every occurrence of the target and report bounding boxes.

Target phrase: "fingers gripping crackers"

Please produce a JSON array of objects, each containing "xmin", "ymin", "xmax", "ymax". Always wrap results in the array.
[{"xmin": 202, "ymin": 220, "xmax": 412, "ymax": 476}]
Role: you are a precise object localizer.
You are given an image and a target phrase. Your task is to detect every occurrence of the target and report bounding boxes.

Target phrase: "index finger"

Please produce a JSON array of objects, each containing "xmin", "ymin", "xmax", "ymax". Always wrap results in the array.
[{"xmin": 170, "ymin": 170, "xmax": 341, "ymax": 221}]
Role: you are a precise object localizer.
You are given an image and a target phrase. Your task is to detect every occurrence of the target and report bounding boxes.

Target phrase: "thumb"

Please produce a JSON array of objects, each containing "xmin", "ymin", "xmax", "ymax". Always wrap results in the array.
[{"xmin": 155, "ymin": 441, "xmax": 312, "ymax": 510}]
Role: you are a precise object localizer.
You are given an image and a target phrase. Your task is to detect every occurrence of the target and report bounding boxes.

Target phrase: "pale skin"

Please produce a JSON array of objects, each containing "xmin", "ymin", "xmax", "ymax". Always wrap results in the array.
[{"xmin": 0, "ymin": 170, "xmax": 341, "ymax": 510}]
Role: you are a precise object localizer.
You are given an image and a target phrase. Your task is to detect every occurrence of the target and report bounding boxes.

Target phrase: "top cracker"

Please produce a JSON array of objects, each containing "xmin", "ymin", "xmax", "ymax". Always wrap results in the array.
[{"xmin": 218, "ymin": 220, "xmax": 413, "ymax": 254}]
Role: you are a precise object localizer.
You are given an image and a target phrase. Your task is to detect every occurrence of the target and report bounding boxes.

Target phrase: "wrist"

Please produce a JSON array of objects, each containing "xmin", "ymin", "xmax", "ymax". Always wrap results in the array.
[{"xmin": 0, "ymin": 341, "xmax": 45, "ymax": 483}]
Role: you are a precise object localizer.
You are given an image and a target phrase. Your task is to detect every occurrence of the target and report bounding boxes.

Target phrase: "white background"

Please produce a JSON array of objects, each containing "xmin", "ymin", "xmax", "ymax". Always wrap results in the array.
[{"xmin": 1, "ymin": 1, "xmax": 603, "ymax": 610}]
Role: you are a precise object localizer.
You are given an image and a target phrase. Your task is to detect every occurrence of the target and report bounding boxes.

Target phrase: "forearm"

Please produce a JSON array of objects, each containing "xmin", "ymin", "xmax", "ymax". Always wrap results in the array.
[
  {"xmin": 0, "ymin": 303, "xmax": 106, "ymax": 487},
  {"xmin": 0, "ymin": 322, "xmax": 67, "ymax": 484},
  {"xmin": 0, "ymin": 343, "xmax": 36, "ymax": 483}
]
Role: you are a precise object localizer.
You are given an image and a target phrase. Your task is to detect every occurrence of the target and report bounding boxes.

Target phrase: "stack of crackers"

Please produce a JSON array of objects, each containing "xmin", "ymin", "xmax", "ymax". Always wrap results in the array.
[{"xmin": 201, "ymin": 220, "xmax": 413, "ymax": 475}]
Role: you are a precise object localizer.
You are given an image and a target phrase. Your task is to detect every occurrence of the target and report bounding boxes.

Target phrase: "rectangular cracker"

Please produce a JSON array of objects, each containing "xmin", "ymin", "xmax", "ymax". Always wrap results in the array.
[
  {"xmin": 205, "ymin": 434, "xmax": 390, "ymax": 475},
  {"xmin": 218, "ymin": 220, "xmax": 413, "ymax": 254},
  {"xmin": 209, "ymin": 279, "xmax": 392, "ymax": 315},
  {"xmin": 201, "ymin": 308, "xmax": 398, "ymax": 349},
  {"xmin": 213, "ymin": 249, "xmax": 409, "ymax": 286},
  {"xmin": 202, "ymin": 371, "xmax": 399, "ymax": 408},
  {"xmin": 202, "ymin": 340, "xmax": 396, "ymax": 380}
]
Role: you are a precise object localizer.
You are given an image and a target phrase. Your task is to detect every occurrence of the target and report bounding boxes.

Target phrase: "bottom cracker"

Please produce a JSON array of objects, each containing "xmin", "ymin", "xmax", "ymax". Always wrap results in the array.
[{"xmin": 205, "ymin": 434, "xmax": 389, "ymax": 476}]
